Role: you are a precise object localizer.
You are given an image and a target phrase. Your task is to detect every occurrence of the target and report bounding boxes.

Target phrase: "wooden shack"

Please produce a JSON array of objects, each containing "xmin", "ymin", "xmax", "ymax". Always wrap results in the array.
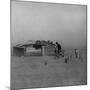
[
  {"xmin": 13, "ymin": 41, "xmax": 42, "ymax": 56},
  {"xmin": 13, "ymin": 40, "xmax": 55, "ymax": 56}
]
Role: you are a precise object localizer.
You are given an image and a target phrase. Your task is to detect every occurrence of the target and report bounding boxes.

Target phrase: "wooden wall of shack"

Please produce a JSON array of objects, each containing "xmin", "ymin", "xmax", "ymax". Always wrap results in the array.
[
  {"xmin": 13, "ymin": 47, "xmax": 25, "ymax": 56},
  {"xmin": 13, "ymin": 43, "xmax": 55, "ymax": 56}
]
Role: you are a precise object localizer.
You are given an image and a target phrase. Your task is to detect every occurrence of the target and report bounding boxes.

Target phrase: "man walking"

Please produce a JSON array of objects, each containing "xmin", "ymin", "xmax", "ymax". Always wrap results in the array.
[{"xmin": 55, "ymin": 42, "xmax": 62, "ymax": 57}]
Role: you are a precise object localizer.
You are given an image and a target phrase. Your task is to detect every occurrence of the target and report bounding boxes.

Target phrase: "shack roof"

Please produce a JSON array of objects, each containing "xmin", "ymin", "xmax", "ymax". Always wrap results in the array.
[
  {"xmin": 15, "ymin": 40, "xmax": 35, "ymax": 48},
  {"xmin": 14, "ymin": 40, "xmax": 55, "ymax": 48}
]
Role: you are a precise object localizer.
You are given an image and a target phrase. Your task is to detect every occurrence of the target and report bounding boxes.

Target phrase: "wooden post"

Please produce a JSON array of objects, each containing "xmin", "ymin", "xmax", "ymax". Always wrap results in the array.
[{"xmin": 42, "ymin": 46, "xmax": 45, "ymax": 56}]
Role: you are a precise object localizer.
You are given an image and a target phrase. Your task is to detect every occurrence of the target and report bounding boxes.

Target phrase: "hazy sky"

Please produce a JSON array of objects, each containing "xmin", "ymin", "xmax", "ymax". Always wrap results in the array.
[{"xmin": 11, "ymin": 1, "xmax": 87, "ymax": 49}]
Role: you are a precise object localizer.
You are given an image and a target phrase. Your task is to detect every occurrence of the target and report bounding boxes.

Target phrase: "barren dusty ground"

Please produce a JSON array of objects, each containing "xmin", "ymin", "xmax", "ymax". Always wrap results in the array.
[{"xmin": 11, "ymin": 50, "xmax": 87, "ymax": 89}]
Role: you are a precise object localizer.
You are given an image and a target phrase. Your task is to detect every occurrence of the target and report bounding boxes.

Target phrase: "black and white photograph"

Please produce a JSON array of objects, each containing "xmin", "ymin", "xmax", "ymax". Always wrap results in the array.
[{"xmin": 11, "ymin": 0, "xmax": 87, "ymax": 89}]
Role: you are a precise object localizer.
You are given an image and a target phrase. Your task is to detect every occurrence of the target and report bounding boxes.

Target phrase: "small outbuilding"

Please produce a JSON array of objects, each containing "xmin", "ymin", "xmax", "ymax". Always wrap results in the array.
[{"xmin": 13, "ymin": 40, "xmax": 55, "ymax": 56}]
